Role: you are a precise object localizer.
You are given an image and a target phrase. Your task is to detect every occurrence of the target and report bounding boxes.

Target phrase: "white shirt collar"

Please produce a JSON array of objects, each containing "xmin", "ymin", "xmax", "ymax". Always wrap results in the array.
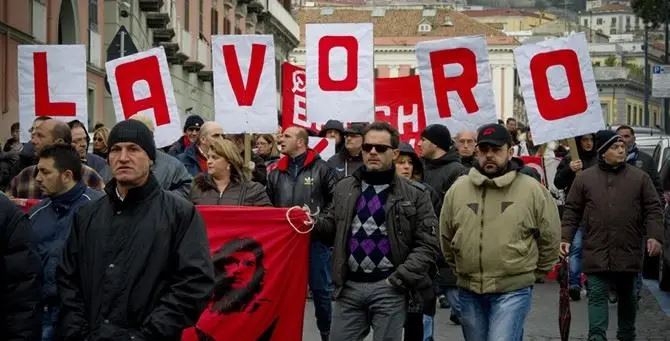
[{"xmin": 115, "ymin": 187, "xmax": 125, "ymax": 202}]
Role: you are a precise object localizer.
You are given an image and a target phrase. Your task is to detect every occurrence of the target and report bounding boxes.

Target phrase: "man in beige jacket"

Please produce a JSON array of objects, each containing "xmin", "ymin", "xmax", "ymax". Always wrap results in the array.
[{"xmin": 440, "ymin": 123, "xmax": 561, "ymax": 341}]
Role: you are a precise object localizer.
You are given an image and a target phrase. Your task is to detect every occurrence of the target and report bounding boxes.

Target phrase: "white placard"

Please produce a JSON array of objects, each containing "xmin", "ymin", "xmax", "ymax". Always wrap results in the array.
[
  {"xmin": 105, "ymin": 47, "xmax": 182, "ymax": 148},
  {"xmin": 213, "ymin": 35, "xmax": 277, "ymax": 133},
  {"xmin": 306, "ymin": 23, "xmax": 374, "ymax": 124},
  {"xmin": 514, "ymin": 33, "xmax": 604, "ymax": 145},
  {"xmin": 308, "ymin": 136, "xmax": 336, "ymax": 161},
  {"xmin": 18, "ymin": 45, "xmax": 88, "ymax": 142},
  {"xmin": 416, "ymin": 35, "xmax": 497, "ymax": 135}
]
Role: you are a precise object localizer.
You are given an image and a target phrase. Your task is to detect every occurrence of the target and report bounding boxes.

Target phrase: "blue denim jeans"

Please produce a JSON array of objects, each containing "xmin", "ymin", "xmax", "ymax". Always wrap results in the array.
[
  {"xmin": 42, "ymin": 305, "xmax": 59, "ymax": 341},
  {"xmin": 309, "ymin": 240, "xmax": 333, "ymax": 335},
  {"xmin": 459, "ymin": 286, "xmax": 532, "ymax": 341},
  {"xmin": 423, "ymin": 315, "xmax": 434, "ymax": 341},
  {"xmin": 446, "ymin": 287, "xmax": 461, "ymax": 318},
  {"xmin": 568, "ymin": 228, "xmax": 584, "ymax": 289}
]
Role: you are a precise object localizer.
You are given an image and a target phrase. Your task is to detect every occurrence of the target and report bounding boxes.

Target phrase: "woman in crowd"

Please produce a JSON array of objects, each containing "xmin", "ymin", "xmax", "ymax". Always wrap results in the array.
[
  {"xmin": 255, "ymin": 134, "xmax": 280, "ymax": 166},
  {"xmin": 92, "ymin": 127, "xmax": 110, "ymax": 159},
  {"xmin": 190, "ymin": 138, "xmax": 271, "ymax": 206}
]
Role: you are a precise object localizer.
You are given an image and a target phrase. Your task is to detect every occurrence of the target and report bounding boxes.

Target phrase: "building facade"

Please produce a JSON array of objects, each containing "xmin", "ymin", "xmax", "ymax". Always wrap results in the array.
[
  {"xmin": 460, "ymin": 8, "xmax": 556, "ymax": 32},
  {"xmin": 579, "ymin": 3, "xmax": 641, "ymax": 36},
  {"xmin": 0, "ymin": 0, "xmax": 299, "ymax": 141},
  {"xmin": 289, "ymin": 6, "xmax": 520, "ymax": 122}
]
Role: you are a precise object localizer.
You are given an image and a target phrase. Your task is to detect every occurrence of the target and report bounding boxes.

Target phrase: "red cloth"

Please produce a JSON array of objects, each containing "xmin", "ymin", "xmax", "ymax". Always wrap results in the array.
[
  {"xmin": 183, "ymin": 135, "xmax": 193, "ymax": 148},
  {"xmin": 198, "ymin": 149, "xmax": 208, "ymax": 173},
  {"xmin": 182, "ymin": 205, "xmax": 311, "ymax": 341}
]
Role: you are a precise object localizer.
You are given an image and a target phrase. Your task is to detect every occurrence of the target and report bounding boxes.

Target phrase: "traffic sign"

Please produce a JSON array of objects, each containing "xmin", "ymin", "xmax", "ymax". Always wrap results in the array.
[{"xmin": 104, "ymin": 25, "xmax": 139, "ymax": 94}]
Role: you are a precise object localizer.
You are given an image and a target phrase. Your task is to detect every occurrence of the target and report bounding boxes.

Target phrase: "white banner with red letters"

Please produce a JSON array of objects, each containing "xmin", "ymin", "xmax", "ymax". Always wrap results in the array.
[
  {"xmin": 308, "ymin": 137, "xmax": 336, "ymax": 160},
  {"xmin": 306, "ymin": 23, "xmax": 375, "ymax": 124},
  {"xmin": 212, "ymin": 35, "xmax": 277, "ymax": 133},
  {"xmin": 416, "ymin": 35, "xmax": 497, "ymax": 134},
  {"xmin": 17, "ymin": 45, "xmax": 88, "ymax": 142},
  {"xmin": 514, "ymin": 33, "xmax": 605, "ymax": 145},
  {"xmin": 105, "ymin": 47, "xmax": 182, "ymax": 148}
]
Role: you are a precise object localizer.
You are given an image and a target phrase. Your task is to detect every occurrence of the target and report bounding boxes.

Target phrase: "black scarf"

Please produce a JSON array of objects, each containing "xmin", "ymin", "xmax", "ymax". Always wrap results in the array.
[{"xmin": 360, "ymin": 166, "xmax": 396, "ymax": 185}]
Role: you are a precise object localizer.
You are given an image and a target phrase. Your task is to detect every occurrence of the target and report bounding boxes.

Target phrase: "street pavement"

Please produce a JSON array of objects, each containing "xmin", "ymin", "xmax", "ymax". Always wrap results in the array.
[{"xmin": 302, "ymin": 280, "xmax": 670, "ymax": 341}]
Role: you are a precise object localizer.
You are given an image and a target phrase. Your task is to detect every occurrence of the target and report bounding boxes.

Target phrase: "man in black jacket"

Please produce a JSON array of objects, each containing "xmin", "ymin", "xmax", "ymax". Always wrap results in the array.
[
  {"xmin": 327, "ymin": 122, "xmax": 366, "ymax": 177},
  {"xmin": 266, "ymin": 126, "xmax": 339, "ymax": 341},
  {"xmin": 0, "ymin": 193, "xmax": 42, "ymax": 341},
  {"xmin": 313, "ymin": 121, "xmax": 440, "ymax": 341},
  {"xmin": 57, "ymin": 120, "xmax": 214, "ymax": 341},
  {"xmin": 616, "ymin": 125, "xmax": 662, "ymax": 200}
]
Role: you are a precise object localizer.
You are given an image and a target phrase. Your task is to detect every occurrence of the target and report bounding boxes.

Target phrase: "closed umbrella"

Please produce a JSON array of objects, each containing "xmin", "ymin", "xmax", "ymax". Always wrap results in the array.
[{"xmin": 558, "ymin": 259, "xmax": 571, "ymax": 341}]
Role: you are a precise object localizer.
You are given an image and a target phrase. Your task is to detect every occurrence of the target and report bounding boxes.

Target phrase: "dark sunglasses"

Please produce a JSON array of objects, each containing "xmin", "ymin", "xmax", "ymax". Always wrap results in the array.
[{"xmin": 362, "ymin": 143, "xmax": 393, "ymax": 153}]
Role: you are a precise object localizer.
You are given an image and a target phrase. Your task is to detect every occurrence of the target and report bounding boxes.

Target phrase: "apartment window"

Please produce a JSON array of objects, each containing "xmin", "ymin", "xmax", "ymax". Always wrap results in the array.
[
  {"xmin": 610, "ymin": 28, "xmax": 616, "ymax": 34},
  {"xmin": 224, "ymin": 13, "xmax": 231, "ymax": 34},
  {"xmin": 88, "ymin": 0, "xmax": 98, "ymax": 31},
  {"xmin": 583, "ymin": 19, "xmax": 588, "ymax": 26},
  {"xmin": 611, "ymin": 17, "xmax": 616, "ymax": 26},
  {"xmin": 87, "ymin": 88, "xmax": 95, "ymax": 128},
  {"xmin": 597, "ymin": 18, "xmax": 603, "ymax": 25},
  {"xmin": 418, "ymin": 24, "xmax": 431, "ymax": 33},
  {"xmin": 626, "ymin": 16, "xmax": 631, "ymax": 25},
  {"xmin": 199, "ymin": 0, "xmax": 204, "ymax": 35},
  {"xmin": 211, "ymin": 8, "xmax": 218, "ymax": 35},
  {"xmin": 184, "ymin": 0, "xmax": 190, "ymax": 31}
]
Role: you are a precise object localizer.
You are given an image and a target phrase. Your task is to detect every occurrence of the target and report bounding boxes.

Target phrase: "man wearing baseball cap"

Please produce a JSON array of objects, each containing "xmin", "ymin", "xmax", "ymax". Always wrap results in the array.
[
  {"xmin": 327, "ymin": 122, "xmax": 367, "ymax": 177},
  {"xmin": 439, "ymin": 123, "xmax": 560, "ymax": 341},
  {"xmin": 167, "ymin": 114, "xmax": 205, "ymax": 156},
  {"xmin": 57, "ymin": 119, "xmax": 214, "ymax": 340}
]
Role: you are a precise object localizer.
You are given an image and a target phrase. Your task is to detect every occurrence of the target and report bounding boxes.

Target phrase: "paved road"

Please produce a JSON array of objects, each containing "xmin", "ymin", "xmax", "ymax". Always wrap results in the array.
[{"xmin": 302, "ymin": 281, "xmax": 670, "ymax": 341}]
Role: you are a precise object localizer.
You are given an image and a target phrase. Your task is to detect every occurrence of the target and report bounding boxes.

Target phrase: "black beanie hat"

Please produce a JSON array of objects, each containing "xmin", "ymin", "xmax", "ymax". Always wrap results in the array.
[
  {"xmin": 595, "ymin": 129, "xmax": 623, "ymax": 155},
  {"xmin": 183, "ymin": 115, "xmax": 204, "ymax": 132},
  {"xmin": 108, "ymin": 120, "xmax": 156, "ymax": 161},
  {"xmin": 421, "ymin": 124, "xmax": 452, "ymax": 151}
]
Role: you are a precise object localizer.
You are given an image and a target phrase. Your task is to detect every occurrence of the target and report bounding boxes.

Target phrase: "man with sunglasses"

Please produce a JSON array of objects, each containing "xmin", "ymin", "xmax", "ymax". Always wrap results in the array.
[
  {"xmin": 312, "ymin": 121, "xmax": 440, "ymax": 341},
  {"xmin": 440, "ymin": 123, "xmax": 560, "ymax": 341},
  {"xmin": 167, "ymin": 115, "xmax": 204, "ymax": 156}
]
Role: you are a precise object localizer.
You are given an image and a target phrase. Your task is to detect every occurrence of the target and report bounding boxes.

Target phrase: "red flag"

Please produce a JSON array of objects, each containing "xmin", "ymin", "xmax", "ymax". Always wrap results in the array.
[{"xmin": 183, "ymin": 205, "xmax": 311, "ymax": 341}]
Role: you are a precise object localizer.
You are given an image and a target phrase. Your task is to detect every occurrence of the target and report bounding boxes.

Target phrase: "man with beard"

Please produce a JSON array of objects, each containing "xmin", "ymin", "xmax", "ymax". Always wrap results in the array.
[
  {"xmin": 440, "ymin": 123, "xmax": 560, "ymax": 340},
  {"xmin": 560, "ymin": 130, "xmax": 663, "ymax": 341},
  {"xmin": 553, "ymin": 133, "xmax": 597, "ymax": 301},
  {"xmin": 616, "ymin": 125, "xmax": 662, "ymax": 200},
  {"xmin": 454, "ymin": 129, "xmax": 477, "ymax": 169},
  {"xmin": 327, "ymin": 122, "xmax": 366, "ymax": 177},
  {"xmin": 28, "ymin": 144, "xmax": 103, "ymax": 340},
  {"xmin": 312, "ymin": 121, "xmax": 440, "ymax": 341},
  {"xmin": 57, "ymin": 120, "xmax": 214, "ymax": 340},
  {"xmin": 266, "ymin": 126, "xmax": 339, "ymax": 341}
]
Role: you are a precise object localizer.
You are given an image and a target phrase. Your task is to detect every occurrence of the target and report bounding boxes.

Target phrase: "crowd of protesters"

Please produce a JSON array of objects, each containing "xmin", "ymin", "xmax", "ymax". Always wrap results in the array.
[{"xmin": 0, "ymin": 113, "xmax": 668, "ymax": 341}]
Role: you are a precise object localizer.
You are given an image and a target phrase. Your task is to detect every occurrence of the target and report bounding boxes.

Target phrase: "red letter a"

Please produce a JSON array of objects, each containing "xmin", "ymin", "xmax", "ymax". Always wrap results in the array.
[
  {"xmin": 223, "ymin": 43, "xmax": 267, "ymax": 106},
  {"xmin": 33, "ymin": 52, "xmax": 76, "ymax": 117},
  {"xmin": 114, "ymin": 56, "xmax": 171, "ymax": 126},
  {"xmin": 429, "ymin": 48, "xmax": 479, "ymax": 118}
]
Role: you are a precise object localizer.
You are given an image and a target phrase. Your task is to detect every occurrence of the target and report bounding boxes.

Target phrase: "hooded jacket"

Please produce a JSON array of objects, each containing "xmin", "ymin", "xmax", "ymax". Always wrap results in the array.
[
  {"xmin": 0, "ymin": 194, "xmax": 42, "ymax": 341},
  {"xmin": 440, "ymin": 164, "xmax": 561, "ymax": 294},
  {"xmin": 398, "ymin": 143, "xmax": 442, "ymax": 214},
  {"xmin": 266, "ymin": 149, "xmax": 339, "ymax": 212},
  {"xmin": 57, "ymin": 174, "xmax": 215, "ymax": 341},
  {"xmin": 554, "ymin": 134, "xmax": 598, "ymax": 195},
  {"xmin": 422, "ymin": 149, "xmax": 467, "ymax": 199}
]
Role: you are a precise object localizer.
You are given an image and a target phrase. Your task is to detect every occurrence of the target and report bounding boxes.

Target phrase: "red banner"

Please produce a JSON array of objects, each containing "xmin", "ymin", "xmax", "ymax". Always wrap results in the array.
[
  {"xmin": 281, "ymin": 63, "xmax": 426, "ymax": 150},
  {"xmin": 519, "ymin": 156, "xmax": 546, "ymax": 186},
  {"xmin": 183, "ymin": 206, "xmax": 311, "ymax": 341}
]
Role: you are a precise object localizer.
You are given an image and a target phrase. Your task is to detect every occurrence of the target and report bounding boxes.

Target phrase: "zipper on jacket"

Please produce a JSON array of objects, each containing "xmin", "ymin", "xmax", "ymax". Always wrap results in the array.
[{"xmin": 479, "ymin": 187, "xmax": 487, "ymax": 293}]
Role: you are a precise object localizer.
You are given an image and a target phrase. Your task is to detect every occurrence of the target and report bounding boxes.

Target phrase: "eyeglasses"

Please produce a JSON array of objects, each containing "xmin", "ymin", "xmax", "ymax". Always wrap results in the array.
[
  {"xmin": 95, "ymin": 138, "xmax": 104, "ymax": 142},
  {"xmin": 362, "ymin": 143, "xmax": 393, "ymax": 153}
]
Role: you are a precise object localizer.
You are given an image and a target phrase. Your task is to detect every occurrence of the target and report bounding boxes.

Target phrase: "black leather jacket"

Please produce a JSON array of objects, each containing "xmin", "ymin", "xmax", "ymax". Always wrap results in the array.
[{"xmin": 266, "ymin": 150, "xmax": 339, "ymax": 212}]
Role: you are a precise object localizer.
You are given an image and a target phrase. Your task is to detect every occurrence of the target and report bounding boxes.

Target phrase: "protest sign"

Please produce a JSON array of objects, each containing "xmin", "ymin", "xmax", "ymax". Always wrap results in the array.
[{"xmin": 308, "ymin": 136, "xmax": 336, "ymax": 160}]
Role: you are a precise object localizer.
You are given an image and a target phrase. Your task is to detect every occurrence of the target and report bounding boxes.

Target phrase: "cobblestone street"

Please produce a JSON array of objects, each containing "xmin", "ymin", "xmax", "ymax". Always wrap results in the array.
[{"xmin": 303, "ymin": 280, "xmax": 670, "ymax": 341}]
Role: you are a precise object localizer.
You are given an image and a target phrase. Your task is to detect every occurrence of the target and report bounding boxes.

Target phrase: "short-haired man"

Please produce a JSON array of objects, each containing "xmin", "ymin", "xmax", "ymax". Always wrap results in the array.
[
  {"xmin": 68, "ymin": 120, "xmax": 111, "ymax": 181},
  {"xmin": 616, "ymin": 125, "xmax": 662, "ymax": 200},
  {"xmin": 178, "ymin": 121, "xmax": 224, "ymax": 176},
  {"xmin": 440, "ymin": 123, "xmax": 561, "ymax": 340},
  {"xmin": 7, "ymin": 119, "xmax": 104, "ymax": 199},
  {"xmin": 266, "ymin": 126, "xmax": 339, "ymax": 341},
  {"xmin": 0, "ymin": 193, "xmax": 42, "ymax": 341},
  {"xmin": 313, "ymin": 121, "xmax": 440, "ymax": 341},
  {"xmin": 506, "ymin": 117, "xmax": 519, "ymax": 146},
  {"xmin": 167, "ymin": 115, "xmax": 204, "ymax": 156},
  {"xmin": 560, "ymin": 130, "xmax": 663, "ymax": 341},
  {"xmin": 28, "ymin": 144, "xmax": 103, "ymax": 340},
  {"xmin": 327, "ymin": 122, "xmax": 367, "ymax": 177},
  {"xmin": 57, "ymin": 119, "xmax": 214, "ymax": 340},
  {"xmin": 454, "ymin": 129, "xmax": 477, "ymax": 169}
]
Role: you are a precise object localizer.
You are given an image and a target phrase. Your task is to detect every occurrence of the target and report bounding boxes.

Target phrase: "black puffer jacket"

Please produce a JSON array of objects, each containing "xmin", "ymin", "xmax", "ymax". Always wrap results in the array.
[
  {"xmin": 266, "ymin": 150, "xmax": 339, "ymax": 212},
  {"xmin": 554, "ymin": 134, "xmax": 598, "ymax": 195},
  {"xmin": 626, "ymin": 145, "xmax": 663, "ymax": 202},
  {"xmin": 57, "ymin": 175, "xmax": 215, "ymax": 341},
  {"xmin": 422, "ymin": 149, "xmax": 467, "ymax": 199},
  {"xmin": 0, "ymin": 194, "xmax": 42, "ymax": 341}
]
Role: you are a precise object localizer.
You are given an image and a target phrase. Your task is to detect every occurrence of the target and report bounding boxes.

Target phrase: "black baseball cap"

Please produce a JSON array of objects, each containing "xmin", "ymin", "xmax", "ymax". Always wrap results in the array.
[
  {"xmin": 476, "ymin": 123, "xmax": 513, "ymax": 147},
  {"xmin": 345, "ymin": 122, "xmax": 368, "ymax": 136}
]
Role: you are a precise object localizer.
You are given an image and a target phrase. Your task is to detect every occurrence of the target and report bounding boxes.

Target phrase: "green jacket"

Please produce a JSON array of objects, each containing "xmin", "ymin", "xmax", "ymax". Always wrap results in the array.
[{"xmin": 440, "ymin": 167, "xmax": 561, "ymax": 294}]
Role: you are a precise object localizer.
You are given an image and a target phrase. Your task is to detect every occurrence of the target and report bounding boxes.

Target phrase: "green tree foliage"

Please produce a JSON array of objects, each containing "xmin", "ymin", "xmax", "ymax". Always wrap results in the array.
[
  {"xmin": 632, "ymin": 0, "xmax": 667, "ymax": 29},
  {"xmin": 604, "ymin": 55, "xmax": 618, "ymax": 66}
]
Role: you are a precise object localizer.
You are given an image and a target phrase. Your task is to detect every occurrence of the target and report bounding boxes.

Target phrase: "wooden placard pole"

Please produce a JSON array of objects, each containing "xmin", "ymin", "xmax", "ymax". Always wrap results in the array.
[
  {"xmin": 567, "ymin": 138, "xmax": 581, "ymax": 163},
  {"xmin": 244, "ymin": 133, "xmax": 252, "ymax": 165}
]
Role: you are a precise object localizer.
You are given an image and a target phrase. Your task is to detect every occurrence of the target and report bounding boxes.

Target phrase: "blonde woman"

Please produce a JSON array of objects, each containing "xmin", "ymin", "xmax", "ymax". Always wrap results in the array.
[
  {"xmin": 190, "ymin": 138, "xmax": 271, "ymax": 206},
  {"xmin": 92, "ymin": 127, "xmax": 110, "ymax": 159},
  {"xmin": 255, "ymin": 134, "xmax": 280, "ymax": 166}
]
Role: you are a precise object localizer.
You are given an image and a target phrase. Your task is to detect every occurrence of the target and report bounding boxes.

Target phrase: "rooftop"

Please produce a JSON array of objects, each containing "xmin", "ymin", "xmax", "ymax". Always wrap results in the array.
[
  {"xmin": 460, "ymin": 8, "xmax": 547, "ymax": 19},
  {"xmin": 589, "ymin": 3, "xmax": 632, "ymax": 13},
  {"xmin": 296, "ymin": 7, "xmax": 518, "ymax": 46}
]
